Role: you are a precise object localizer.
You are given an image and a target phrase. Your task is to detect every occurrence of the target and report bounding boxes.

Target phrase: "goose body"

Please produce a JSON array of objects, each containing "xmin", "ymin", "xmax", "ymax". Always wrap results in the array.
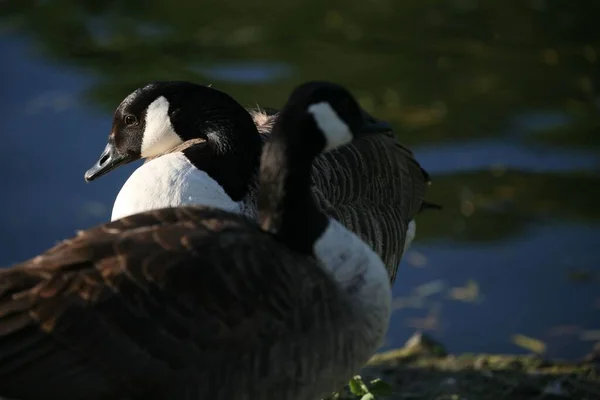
[
  {"xmin": 0, "ymin": 82, "xmax": 391, "ymax": 400},
  {"xmin": 85, "ymin": 81, "xmax": 435, "ymax": 283}
]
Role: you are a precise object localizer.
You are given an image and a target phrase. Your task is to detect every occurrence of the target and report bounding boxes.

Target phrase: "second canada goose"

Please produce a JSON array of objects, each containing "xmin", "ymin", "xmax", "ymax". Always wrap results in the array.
[
  {"xmin": 84, "ymin": 81, "xmax": 435, "ymax": 283},
  {"xmin": 0, "ymin": 82, "xmax": 391, "ymax": 400}
]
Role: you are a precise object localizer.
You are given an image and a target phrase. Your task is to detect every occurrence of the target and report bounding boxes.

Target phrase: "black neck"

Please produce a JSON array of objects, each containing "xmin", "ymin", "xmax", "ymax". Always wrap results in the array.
[
  {"xmin": 180, "ymin": 108, "xmax": 263, "ymax": 202},
  {"xmin": 257, "ymin": 121, "xmax": 328, "ymax": 255}
]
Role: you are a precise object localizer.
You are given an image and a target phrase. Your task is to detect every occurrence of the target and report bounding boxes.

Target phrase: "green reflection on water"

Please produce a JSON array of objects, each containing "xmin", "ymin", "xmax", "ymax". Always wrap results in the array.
[
  {"xmin": 416, "ymin": 170, "xmax": 600, "ymax": 242},
  {"xmin": 2, "ymin": 0, "xmax": 599, "ymax": 142},
  {"xmin": 1, "ymin": 0, "xmax": 599, "ymax": 240}
]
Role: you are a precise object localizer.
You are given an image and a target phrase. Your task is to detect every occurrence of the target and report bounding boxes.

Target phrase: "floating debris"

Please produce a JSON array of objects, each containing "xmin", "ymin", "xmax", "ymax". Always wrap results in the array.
[
  {"xmin": 448, "ymin": 279, "xmax": 482, "ymax": 303},
  {"xmin": 511, "ymin": 334, "xmax": 547, "ymax": 354},
  {"xmin": 406, "ymin": 251, "xmax": 428, "ymax": 268},
  {"xmin": 414, "ymin": 280, "xmax": 446, "ymax": 298}
]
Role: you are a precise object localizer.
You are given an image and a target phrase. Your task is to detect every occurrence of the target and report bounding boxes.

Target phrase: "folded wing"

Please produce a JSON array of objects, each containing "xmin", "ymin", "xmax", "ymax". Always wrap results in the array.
[{"xmin": 0, "ymin": 207, "xmax": 344, "ymax": 400}]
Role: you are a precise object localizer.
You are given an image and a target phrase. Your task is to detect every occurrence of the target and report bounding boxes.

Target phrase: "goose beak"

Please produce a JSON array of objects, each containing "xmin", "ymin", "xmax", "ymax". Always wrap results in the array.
[
  {"xmin": 359, "ymin": 109, "xmax": 393, "ymax": 134},
  {"xmin": 84, "ymin": 141, "xmax": 135, "ymax": 182}
]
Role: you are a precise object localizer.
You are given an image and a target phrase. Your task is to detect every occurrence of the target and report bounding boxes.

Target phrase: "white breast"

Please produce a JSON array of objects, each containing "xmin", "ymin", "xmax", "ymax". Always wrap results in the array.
[
  {"xmin": 314, "ymin": 219, "xmax": 392, "ymax": 348},
  {"xmin": 111, "ymin": 152, "xmax": 241, "ymax": 221}
]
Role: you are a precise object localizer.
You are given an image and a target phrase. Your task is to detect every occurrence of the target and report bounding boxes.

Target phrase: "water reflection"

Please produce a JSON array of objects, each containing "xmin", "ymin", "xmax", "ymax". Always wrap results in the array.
[
  {"xmin": 191, "ymin": 61, "xmax": 294, "ymax": 84},
  {"xmin": 1, "ymin": 0, "xmax": 599, "ymax": 360},
  {"xmin": 415, "ymin": 139, "xmax": 599, "ymax": 175},
  {"xmin": 392, "ymin": 223, "xmax": 600, "ymax": 359}
]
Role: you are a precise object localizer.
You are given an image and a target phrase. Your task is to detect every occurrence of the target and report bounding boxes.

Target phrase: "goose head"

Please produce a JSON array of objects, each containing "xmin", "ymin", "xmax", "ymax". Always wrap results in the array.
[
  {"xmin": 84, "ymin": 81, "xmax": 262, "ymax": 185},
  {"xmin": 267, "ymin": 81, "xmax": 369, "ymax": 160},
  {"xmin": 258, "ymin": 81, "xmax": 371, "ymax": 247}
]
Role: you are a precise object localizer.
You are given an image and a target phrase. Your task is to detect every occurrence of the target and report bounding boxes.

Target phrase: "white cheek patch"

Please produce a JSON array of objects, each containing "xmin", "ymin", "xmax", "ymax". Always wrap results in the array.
[
  {"xmin": 307, "ymin": 102, "xmax": 353, "ymax": 151},
  {"xmin": 140, "ymin": 96, "xmax": 183, "ymax": 158}
]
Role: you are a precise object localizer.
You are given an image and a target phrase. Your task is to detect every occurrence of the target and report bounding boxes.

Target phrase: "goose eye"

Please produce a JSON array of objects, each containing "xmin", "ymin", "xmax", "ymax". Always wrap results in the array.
[{"xmin": 124, "ymin": 115, "xmax": 137, "ymax": 126}]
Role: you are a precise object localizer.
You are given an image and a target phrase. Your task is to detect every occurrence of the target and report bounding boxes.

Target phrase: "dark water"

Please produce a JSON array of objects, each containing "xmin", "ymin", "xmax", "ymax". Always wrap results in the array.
[{"xmin": 1, "ymin": 1, "xmax": 599, "ymax": 360}]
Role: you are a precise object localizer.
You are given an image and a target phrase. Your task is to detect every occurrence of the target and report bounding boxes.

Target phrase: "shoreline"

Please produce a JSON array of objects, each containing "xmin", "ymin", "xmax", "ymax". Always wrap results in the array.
[{"xmin": 348, "ymin": 333, "xmax": 600, "ymax": 400}]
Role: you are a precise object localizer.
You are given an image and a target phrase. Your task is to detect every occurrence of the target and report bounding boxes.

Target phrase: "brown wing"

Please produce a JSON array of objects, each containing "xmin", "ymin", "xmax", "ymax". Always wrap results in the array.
[
  {"xmin": 0, "ymin": 207, "xmax": 344, "ymax": 400},
  {"xmin": 248, "ymin": 109, "xmax": 430, "ymax": 283}
]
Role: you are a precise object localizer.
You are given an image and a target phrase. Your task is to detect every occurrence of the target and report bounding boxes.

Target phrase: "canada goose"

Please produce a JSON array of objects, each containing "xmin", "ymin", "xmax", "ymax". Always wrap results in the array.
[
  {"xmin": 85, "ymin": 81, "xmax": 435, "ymax": 283},
  {"xmin": 0, "ymin": 82, "xmax": 391, "ymax": 400}
]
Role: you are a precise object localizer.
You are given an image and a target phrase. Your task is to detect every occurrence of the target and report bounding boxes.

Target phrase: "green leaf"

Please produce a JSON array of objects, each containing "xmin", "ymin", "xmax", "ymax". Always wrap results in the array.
[
  {"xmin": 360, "ymin": 394, "xmax": 375, "ymax": 400},
  {"xmin": 368, "ymin": 378, "xmax": 393, "ymax": 396},
  {"xmin": 348, "ymin": 375, "xmax": 369, "ymax": 396}
]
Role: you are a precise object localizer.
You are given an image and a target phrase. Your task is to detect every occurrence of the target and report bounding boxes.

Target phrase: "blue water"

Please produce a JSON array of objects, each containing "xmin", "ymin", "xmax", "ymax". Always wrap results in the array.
[{"xmin": 2, "ymin": 29, "xmax": 599, "ymax": 361}]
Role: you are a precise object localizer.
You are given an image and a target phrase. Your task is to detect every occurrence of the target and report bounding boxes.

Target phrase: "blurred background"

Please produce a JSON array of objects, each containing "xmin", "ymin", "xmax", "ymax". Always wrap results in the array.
[{"xmin": 1, "ymin": 0, "xmax": 599, "ymax": 361}]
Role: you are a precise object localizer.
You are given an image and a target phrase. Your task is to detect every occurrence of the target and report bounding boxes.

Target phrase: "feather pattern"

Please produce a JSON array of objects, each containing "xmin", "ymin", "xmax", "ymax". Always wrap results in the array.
[
  {"xmin": 249, "ymin": 108, "xmax": 430, "ymax": 283},
  {"xmin": 0, "ymin": 207, "xmax": 379, "ymax": 400}
]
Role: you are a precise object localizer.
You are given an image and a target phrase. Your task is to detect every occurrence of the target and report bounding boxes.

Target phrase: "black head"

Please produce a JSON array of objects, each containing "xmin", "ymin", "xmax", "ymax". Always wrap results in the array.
[
  {"xmin": 271, "ymin": 81, "xmax": 384, "ymax": 159},
  {"xmin": 259, "ymin": 81, "xmax": 382, "ymax": 252},
  {"xmin": 84, "ymin": 81, "xmax": 258, "ymax": 182}
]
